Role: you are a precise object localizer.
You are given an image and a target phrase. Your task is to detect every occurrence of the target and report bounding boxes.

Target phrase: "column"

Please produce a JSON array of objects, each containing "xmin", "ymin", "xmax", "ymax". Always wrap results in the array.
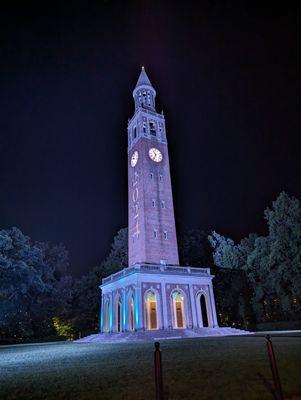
[
  {"xmin": 122, "ymin": 288, "xmax": 127, "ymax": 331},
  {"xmin": 161, "ymin": 283, "xmax": 168, "ymax": 329},
  {"xmin": 135, "ymin": 284, "xmax": 143, "ymax": 330},
  {"xmin": 109, "ymin": 293, "xmax": 113, "ymax": 332},
  {"xmin": 189, "ymin": 284, "xmax": 198, "ymax": 328},
  {"xmin": 209, "ymin": 283, "xmax": 219, "ymax": 327},
  {"xmin": 100, "ymin": 294, "xmax": 104, "ymax": 333}
]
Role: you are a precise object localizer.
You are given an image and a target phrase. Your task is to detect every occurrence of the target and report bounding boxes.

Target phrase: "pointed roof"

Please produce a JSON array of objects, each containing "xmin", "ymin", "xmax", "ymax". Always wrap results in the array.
[{"xmin": 135, "ymin": 66, "xmax": 153, "ymax": 88}]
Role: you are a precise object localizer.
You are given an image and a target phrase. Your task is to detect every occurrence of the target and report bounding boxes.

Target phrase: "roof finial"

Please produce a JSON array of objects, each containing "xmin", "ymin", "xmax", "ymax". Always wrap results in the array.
[{"xmin": 135, "ymin": 66, "xmax": 153, "ymax": 88}]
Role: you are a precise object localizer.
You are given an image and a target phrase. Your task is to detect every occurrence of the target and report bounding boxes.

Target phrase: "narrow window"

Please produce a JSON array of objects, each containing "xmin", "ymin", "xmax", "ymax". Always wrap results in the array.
[
  {"xmin": 152, "ymin": 199, "xmax": 156, "ymax": 207},
  {"xmin": 154, "ymin": 229, "xmax": 158, "ymax": 239},
  {"xmin": 133, "ymin": 127, "xmax": 137, "ymax": 139},
  {"xmin": 149, "ymin": 122, "xmax": 156, "ymax": 136},
  {"xmin": 161, "ymin": 201, "xmax": 165, "ymax": 209},
  {"xmin": 150, "ymin": 173, "xmax": 154, "ymax": 180},
  {"xmin": 143, "ymin": 91, "xmax": 147, "ymax": 107},
  {"xmin": 163, "ymin": 231, "xmax": 168, "ymax": 240},
  {"xmin": 159, "ymin": 174, "xmax": 163, "ymax": 182},
  {"xmin": 143, "ymin": 122, "xmax": 146, "ymax": 133}
]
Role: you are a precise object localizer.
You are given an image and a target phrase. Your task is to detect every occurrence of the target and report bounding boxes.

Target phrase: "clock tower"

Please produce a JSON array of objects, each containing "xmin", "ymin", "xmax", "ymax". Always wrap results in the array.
[{"xmin": 128, "ymin": 67, "xmax": 179, "ymax": 266}]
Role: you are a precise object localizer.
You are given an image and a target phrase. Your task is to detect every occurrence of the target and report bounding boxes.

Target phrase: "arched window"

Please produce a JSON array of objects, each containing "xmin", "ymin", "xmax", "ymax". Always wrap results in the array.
[
  {"xmin": 104, "ymin": 301, "xmax": 109, "ymax": 332},
  {"xmin": 172, "ymin": 291, "xmax": 186, "ymax": 328},
  {"xmin": 145, "ymin": 291, "xmax": 158, "ymax": 330}
]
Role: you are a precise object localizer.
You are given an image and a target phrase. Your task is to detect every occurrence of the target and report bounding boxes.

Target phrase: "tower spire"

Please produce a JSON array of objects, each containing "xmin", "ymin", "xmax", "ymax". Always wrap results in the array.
[
  {"xmin": 133, "ymin": 66, "xmax": 156, "ymax": 111},
  {"xmin": 135, "ymin": 66, "xmax": 153, "ymax": 88}
]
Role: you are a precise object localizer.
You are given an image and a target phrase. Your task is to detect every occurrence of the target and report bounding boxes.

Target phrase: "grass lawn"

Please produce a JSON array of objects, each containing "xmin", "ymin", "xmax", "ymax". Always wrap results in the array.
[{"xmin": 0, "ymin": 335, "xmax": 300, "ymax": 400}]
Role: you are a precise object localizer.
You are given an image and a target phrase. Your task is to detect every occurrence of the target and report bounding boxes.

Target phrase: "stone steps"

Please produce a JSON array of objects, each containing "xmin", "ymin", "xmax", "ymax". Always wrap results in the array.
[{"xmin": 75, "ymin": 327, "xmax": 252, "ymax": 344}]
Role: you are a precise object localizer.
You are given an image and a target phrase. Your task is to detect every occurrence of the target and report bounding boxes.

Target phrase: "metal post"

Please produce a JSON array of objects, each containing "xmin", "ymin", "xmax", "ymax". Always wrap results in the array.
[
  {"xmin": 154, "ymin": 342, "xmax": 164, "ymax": 400},
  {"xmin": 266, "ymin": 335, "xmax": 283, "ymax": 400}
]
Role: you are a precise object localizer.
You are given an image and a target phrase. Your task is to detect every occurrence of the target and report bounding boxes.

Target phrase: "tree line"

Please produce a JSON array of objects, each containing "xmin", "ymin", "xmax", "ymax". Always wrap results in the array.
[{"xmin": 1, "ymin": 192, "xmax": 300, "ymax": 342}]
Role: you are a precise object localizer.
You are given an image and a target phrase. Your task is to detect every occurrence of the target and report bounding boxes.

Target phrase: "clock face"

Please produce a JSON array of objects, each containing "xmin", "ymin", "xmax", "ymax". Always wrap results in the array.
[
  {"xmin": 131, "ymin": 151, "xmax": 139, "ymax": 167},
  {"xmin": 149, "ymin": 148, "xmax": 163, "ymax": 163}
]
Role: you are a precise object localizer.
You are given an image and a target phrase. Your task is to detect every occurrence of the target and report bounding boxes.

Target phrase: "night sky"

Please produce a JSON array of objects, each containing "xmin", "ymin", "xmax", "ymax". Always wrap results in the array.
[{"xmin": 1, "ymin": 1, "xmax": 300, "ymax": 277}]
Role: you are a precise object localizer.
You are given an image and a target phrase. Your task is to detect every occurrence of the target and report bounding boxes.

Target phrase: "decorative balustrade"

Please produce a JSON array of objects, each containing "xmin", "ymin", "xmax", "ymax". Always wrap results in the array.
[{"xmin": 102, "ymin": 263, "xmax": 211, "ymax": 284}]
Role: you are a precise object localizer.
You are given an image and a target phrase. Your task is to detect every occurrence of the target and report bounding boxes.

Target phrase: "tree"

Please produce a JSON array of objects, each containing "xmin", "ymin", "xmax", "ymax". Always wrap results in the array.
[
  {"xmin": 264, "ymin": 192, "xmax": 301, "ymax": 313},
  {"xmin": 245, "ymin": 192, "xmax": 301, "ymax": 321},
  {"xmin": 208, "ymin": 231, "xmax": 240, "ymax": 269},
  {"xmin": 0, "ymin": 227, "xmax": 72, "ymax": 341},
  {"xmin": 209, "ymin": 192, "xmax": 301, "ymax": 325}
]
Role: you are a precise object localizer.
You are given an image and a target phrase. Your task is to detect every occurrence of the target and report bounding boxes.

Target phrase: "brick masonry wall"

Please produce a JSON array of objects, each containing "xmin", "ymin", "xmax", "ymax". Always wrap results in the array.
[{"xmin": 128, "ymin": 137, "xmax": 179, "ymax": 266}]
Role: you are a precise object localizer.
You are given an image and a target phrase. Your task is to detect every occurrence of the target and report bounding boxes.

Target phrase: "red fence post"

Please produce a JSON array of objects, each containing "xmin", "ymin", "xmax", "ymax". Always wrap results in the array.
[
  {"xmin": 266, "ymin": 335, "xmax": 283, "ymax": 400},
  {"xmin": 154, "ymin": 341, "xmax": 164, "ymax": 400}
]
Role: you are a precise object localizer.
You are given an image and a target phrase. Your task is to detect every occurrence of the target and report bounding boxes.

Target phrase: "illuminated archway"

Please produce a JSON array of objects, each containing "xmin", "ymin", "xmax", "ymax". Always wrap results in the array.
[
  {"xmin": 171, "ymin": 290, "xmax": 186, "ymax": 329},
  {"xmin": 170, "ymin": 289, "xmax": 187, "ymax": 329},
  {"xmin": 126, "ymin": 291, "xmax": 135, "ymax": 331},
  {"xmin": 145, "ymin": 291, "xmax": 158, "ymax": 330},
  {"xmin": 114, "ymin": 295, "xmax": 122, "ymax": 333}
]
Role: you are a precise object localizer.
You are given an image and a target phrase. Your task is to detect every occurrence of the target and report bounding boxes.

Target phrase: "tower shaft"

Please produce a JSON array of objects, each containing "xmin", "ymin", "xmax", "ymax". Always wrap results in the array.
[{"xmin": 128, "ymin": 68, "xmax": 179, "ymax": 266}]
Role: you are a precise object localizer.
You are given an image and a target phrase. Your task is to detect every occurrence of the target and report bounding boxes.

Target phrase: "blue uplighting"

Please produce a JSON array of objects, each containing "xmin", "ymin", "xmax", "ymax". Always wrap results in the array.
[
  {"xmin": 122, "ymin": 298, "xmax": 126, "ymax": 330},
  {"xmin": 109, "ymin": 300, "xmax": 113, "ymax": 331},
  {"xmin": 135, "ymin": 295, "xmax": 139, "ymax": 328},
  {"xmin": 100, "ymin": 301, "xmax": 103, "ymax": 332}
]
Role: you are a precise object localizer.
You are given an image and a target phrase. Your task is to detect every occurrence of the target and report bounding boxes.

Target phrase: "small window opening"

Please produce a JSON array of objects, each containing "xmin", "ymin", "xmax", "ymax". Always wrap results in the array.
[
  {"xmin": 154, "ymin": 229, "xmax": 158, "ymax": 239},
  {"xmin": 149, "ymin": 122, "xmax": 156, "ymax": 136},
  {"xmin": 163, "ymin": 231, "xmax": 168, "ymax": 240}
]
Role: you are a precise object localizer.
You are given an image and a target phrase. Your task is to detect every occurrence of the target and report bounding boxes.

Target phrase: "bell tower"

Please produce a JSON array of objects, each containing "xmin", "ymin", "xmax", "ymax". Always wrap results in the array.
[{"xmin": 128, "ymin": 67, "xmax": 179, "ymax": 266}]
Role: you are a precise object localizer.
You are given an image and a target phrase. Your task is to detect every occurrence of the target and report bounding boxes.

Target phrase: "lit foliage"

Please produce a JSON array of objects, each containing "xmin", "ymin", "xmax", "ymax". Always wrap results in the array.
[{"xmin": 52, "ymin": 317, "xmax": 73, "ymax": 339}]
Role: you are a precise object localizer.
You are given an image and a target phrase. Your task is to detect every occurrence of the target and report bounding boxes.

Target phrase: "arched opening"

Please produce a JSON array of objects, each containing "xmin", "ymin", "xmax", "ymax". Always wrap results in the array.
[
  {"xmin": 115, "ymin": 297, "xmax": 122, "ymax": 333},
  {"xmin": 104, "ymin": 301, "xmax": 109, "ymax": 332},
  {"xmin": 172, "ymin": 291, "xmax": 186, "ymax": 329},
  {"xmin": 200, "ymin": 294, "xmax": 209, "ymax": 327},
  {"xmin": 130, "ymin": 296, "xmax": 135, "ymax": 331},
  {"xmin": 145, "ymin": 291, "xmax": 158, "ymax": 330}
]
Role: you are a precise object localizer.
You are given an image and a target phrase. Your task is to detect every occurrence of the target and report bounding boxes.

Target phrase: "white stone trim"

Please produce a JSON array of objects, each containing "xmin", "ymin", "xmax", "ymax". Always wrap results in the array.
[
  {"xmin": 161, "ymin": 283, "xmax": 168, "ymax": 329},
  {"xmin": 189, "ymin": 284, "xmax": 198, "ymax": 328},
  {"xmin": 143, "ymin": 287, "xmax": 163, "ymax": 330},
  {"xmin": 208, "ymin": 284, "xmax": 219, "ymax": 327}
]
